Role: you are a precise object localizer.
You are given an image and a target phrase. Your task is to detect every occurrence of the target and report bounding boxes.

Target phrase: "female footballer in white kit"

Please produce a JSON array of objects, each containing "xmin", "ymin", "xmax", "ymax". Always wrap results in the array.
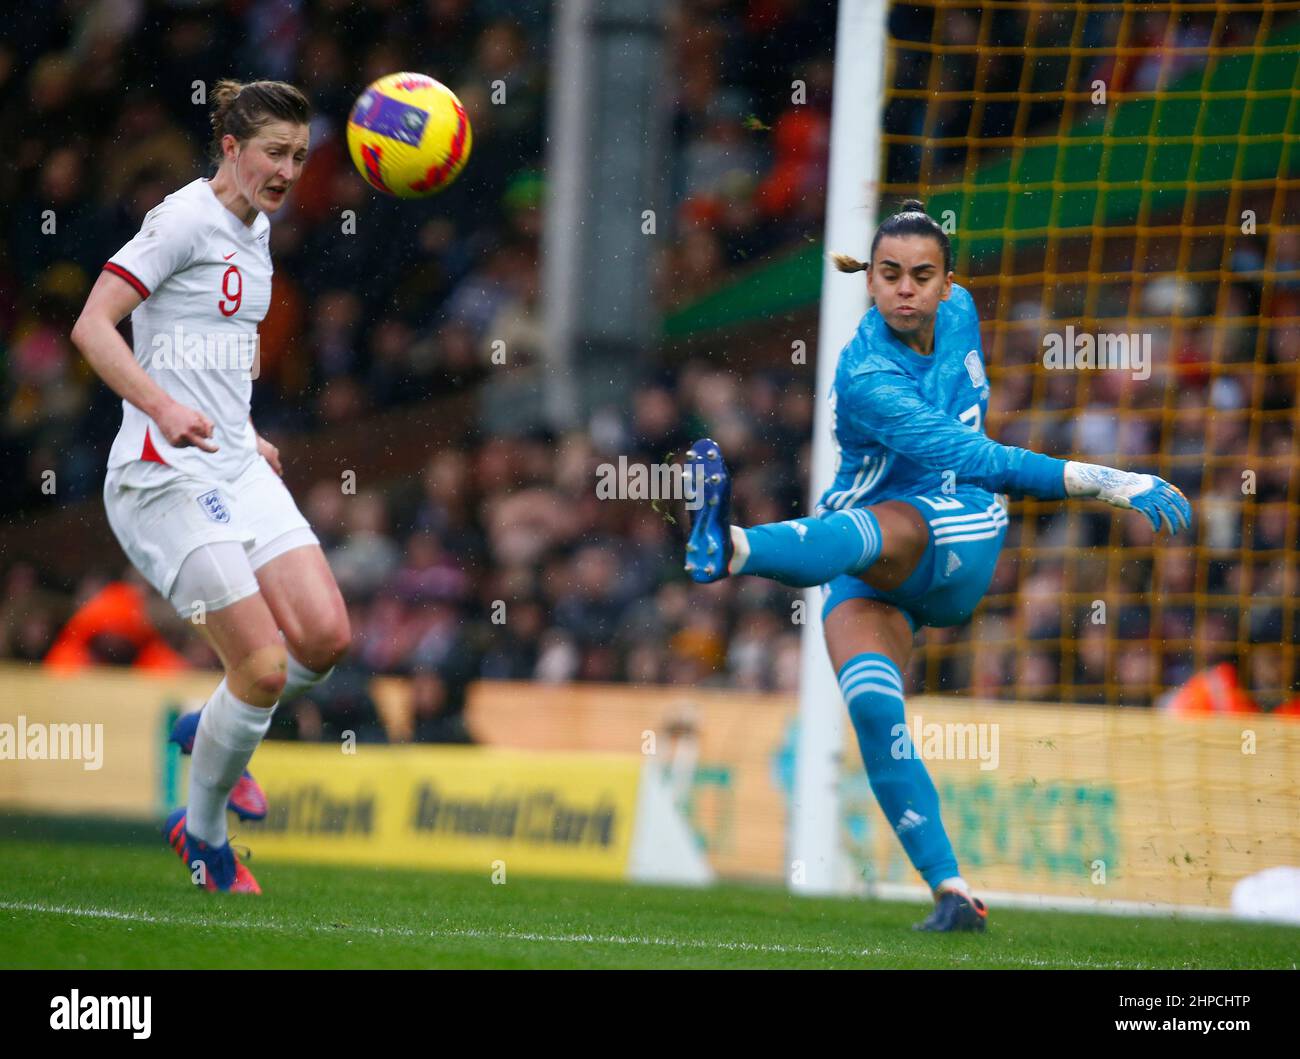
[{"xmin": 71, "ymin": 80, "xmax": 349, "ymax": 893}]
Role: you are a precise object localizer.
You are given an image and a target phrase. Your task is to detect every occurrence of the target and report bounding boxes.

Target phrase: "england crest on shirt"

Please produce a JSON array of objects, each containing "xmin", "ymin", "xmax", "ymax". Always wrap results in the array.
[{"xmin": 197, "ymin": 488, "xmax": 231, "ymax": 523}]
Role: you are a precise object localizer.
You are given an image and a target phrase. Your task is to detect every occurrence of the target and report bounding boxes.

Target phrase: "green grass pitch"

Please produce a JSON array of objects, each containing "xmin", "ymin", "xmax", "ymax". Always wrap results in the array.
[{"xmin": 2, "ymin": 838, "xmax": 1297, "ymax": 970}]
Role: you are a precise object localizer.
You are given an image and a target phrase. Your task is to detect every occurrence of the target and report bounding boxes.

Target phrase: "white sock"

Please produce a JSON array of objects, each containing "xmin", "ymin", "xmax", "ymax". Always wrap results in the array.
[
  {"xmin": 187, "ymin": 679, "xmax": 274, "ymax": 846},
  {"xmin": 280, "ymin": 653, "xmax": 334, "ymax": 705},
  {"xmin": 728, "ymin": 526, "xmax": 750, "ymax": 574},
  {"xmin": 935, "ymin": 876, "xmax": 971, "ymax": 898}
]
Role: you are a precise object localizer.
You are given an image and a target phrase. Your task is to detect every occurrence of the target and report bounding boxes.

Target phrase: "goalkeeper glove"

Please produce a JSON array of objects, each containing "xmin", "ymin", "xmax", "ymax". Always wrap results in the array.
[{"xmin": 1064, "ymin": 461, "xmax": 1193, "ymax": 534}]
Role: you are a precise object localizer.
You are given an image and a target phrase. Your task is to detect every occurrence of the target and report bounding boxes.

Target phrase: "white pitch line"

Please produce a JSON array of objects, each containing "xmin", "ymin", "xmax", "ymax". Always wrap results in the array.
[{"xmin": 0, "ymin": 900, "xmax": 1172, "ymax": 969}]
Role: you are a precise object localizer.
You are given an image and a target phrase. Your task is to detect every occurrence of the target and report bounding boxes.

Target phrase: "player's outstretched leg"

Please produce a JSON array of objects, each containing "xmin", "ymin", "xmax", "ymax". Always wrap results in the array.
[
  {"xmin": 837, "ymin": 649, "xmax": 987, "ymax": 933},
  {"xmin": 682, "ymin": 437, "xmax": 886, "ymax": 587},
  {"xmin": 170, "ymin": 710, "xmax": 268, "ymax": 821},
  {"xmin": 163, "ymin": 807, "xmax": 261, "ymax": 894}
]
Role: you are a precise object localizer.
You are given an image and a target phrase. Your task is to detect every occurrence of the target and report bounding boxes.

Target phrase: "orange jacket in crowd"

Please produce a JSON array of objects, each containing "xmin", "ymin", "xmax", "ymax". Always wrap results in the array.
[
  {"xmin": 44, "ymin": 581, "xmax": 188, "ymax": 672},
  {"xmin": 1165, "ymin": 662, "xmax": 1299, "ymax": 718}
]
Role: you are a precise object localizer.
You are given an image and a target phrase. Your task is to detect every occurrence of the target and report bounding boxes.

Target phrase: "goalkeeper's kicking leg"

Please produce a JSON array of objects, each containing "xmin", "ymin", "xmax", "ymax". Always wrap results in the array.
[
  {"xmin": 682, "ymin": 437, "xmax": 931, "ymax": 588},
  {"xmin": 682, "ymin": 438, "xmax": 1191, "ymax": 588}
]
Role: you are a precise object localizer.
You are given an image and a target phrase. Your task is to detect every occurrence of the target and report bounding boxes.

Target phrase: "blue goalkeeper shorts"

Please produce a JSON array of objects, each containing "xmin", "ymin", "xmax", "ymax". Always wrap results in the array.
[{"xmin": 821, "ymin": 489, "xmax": 1009, "ymax": 632}]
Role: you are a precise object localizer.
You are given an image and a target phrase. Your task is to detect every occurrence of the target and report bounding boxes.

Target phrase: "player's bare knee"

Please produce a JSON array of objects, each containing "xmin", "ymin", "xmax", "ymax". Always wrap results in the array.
[
  {"xmin": 228, "ymin": 644, "xmax": 289, "ymax": 706},
  {"xmin": 293, "ymin": 617, "xmax": 350, "ymax": 672},
  {"xmin": 251, "ymin": 667, "xmax": 288, "ymax": 705}
]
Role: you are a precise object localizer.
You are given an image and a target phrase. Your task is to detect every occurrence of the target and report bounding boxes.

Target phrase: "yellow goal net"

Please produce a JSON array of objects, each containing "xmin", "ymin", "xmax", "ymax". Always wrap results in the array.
[{"xmin": 882, "ymin": 1, "xmax": 1300, "ymax": 709}]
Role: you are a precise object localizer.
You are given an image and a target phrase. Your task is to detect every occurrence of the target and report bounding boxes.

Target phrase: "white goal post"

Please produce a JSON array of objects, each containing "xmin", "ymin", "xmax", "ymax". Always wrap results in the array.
[{"xmin": 789, "ymin": 0, "xmax": 890, "ymax": 896}]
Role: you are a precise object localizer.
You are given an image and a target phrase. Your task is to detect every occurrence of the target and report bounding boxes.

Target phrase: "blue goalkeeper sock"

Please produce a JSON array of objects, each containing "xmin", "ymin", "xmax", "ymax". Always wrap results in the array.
[
  {"xmin": 839, "ymin": 652, "xmax": 960, "ymax": 890},
  {"xmin": 735, "ymin": 509, "xmax": 882, "ymax": 587}
]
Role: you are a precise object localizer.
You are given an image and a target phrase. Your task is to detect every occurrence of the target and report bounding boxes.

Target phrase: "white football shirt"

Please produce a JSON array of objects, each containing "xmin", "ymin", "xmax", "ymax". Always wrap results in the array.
[{"xmin": 104, "ymin": 178, "xmax": 273, "ymax": 482}]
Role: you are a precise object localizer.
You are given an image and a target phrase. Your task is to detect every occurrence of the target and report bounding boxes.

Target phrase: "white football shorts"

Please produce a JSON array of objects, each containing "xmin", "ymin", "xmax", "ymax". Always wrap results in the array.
[{"xmin": 103, "ymin": 455, "xmax": 319, "ymax": 617}]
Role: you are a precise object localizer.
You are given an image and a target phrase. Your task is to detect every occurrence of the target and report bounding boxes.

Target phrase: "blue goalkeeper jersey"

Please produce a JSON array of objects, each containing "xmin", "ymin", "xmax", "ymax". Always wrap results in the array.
[{"xmin": 815, "ymin": 283, "xmax": 1062, "ymax": 515}]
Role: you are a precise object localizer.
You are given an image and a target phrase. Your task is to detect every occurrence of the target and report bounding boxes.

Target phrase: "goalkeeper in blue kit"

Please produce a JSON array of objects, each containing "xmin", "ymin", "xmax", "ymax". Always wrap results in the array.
[{"xmin": 684, "ymin": 200, "xmax": 1191, "ymax": 932}]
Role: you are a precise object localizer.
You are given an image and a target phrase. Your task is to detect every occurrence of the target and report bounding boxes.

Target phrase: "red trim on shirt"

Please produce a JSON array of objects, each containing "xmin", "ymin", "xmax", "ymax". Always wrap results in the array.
[
  {"xmin": 140, "ymin": 427, "xmax": 168, "ymax": 465},
  {"xmin": 103, "ymin": 262, "xmax": 150, "ymax": 298}
]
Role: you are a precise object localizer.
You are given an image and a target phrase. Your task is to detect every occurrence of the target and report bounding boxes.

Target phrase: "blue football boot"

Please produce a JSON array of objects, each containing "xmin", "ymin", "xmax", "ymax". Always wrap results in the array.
[
  {"xmin": 683, "ymin": 438, "xmax": 733, "ymax": 584},
  {"xmin": 163, "ymin": 807, "xmax": 261, "ymax": 894},
  {"xmin": 913, "ymin": 889, "xmax": 988, "ymax": 932}
]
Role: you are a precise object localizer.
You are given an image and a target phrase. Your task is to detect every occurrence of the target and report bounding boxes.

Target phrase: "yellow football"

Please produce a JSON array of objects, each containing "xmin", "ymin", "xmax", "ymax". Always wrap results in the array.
[{"xmin": 346, "ymin": 72, "xmax": 472, "ymax": 199}]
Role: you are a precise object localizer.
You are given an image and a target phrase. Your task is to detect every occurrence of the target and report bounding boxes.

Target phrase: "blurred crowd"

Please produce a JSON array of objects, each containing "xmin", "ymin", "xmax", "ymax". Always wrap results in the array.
[{"xmin": 1, "ymin": 1, "xmax": 1297, "ymax": 735}]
